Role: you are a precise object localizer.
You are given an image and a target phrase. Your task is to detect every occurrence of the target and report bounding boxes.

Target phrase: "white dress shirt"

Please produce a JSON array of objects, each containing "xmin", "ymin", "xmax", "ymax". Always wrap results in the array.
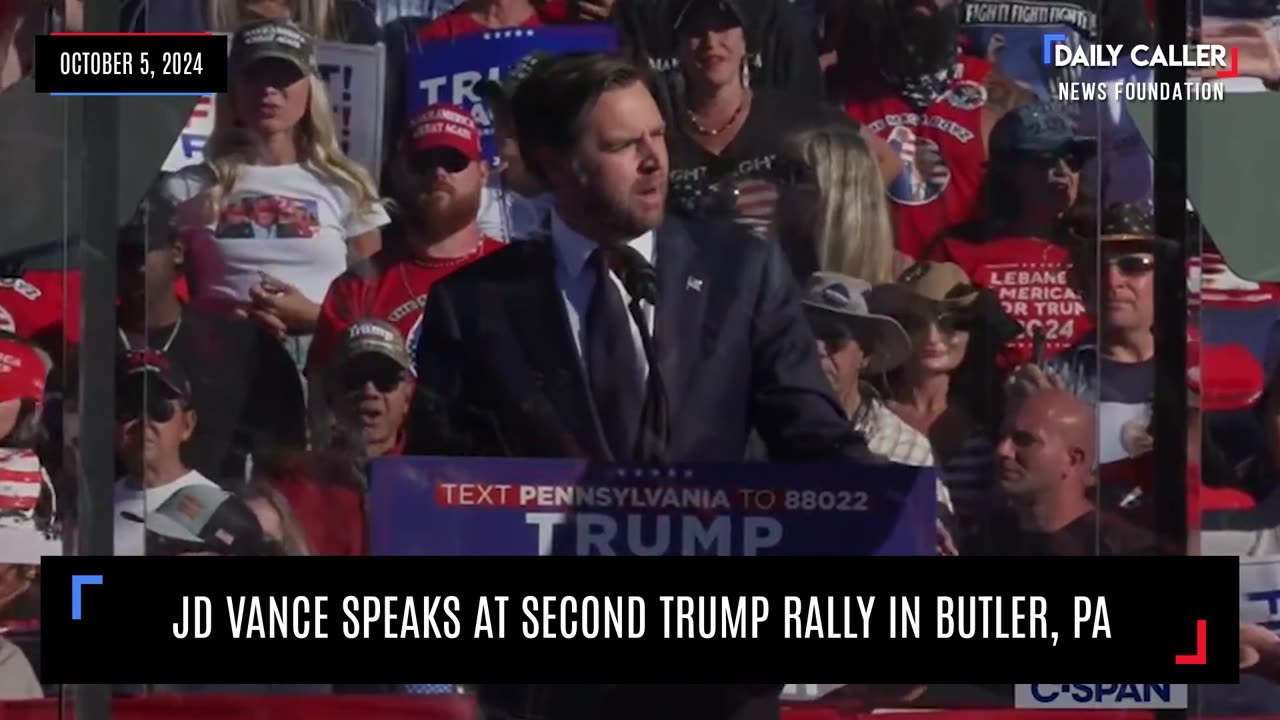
[{"xmin": 549, "ymin": 210, "xmax": 655, "ymax": 386}]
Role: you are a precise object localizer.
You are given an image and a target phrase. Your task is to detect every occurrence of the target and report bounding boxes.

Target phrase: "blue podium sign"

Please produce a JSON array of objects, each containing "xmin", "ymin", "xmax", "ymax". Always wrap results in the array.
[{"xmin": 369, "ymin": 458, "xmax": 936, "ymax": 556}]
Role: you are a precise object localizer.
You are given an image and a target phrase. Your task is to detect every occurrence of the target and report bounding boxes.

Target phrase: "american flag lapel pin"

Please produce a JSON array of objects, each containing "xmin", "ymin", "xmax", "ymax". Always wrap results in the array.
[{"xmin": 686, "ymin": 276, "xmax": 703, "ymax": 292}]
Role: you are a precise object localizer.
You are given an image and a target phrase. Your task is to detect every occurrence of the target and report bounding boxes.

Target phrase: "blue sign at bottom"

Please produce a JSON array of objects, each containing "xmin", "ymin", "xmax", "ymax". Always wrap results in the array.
[{"xmin": 369, "ymin": 458, "xmax": 936, "ymax": 557}]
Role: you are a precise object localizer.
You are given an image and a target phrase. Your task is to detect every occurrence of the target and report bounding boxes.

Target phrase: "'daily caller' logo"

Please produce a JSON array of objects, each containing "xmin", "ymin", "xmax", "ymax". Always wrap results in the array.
[{"xmin": 1042, "ymin": 35, "xmax": 1239, "ymax": 78}]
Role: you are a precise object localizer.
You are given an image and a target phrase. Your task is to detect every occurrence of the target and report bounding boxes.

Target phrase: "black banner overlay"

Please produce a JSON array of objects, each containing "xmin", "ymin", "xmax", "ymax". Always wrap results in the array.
[
  {"xmin": 33, "ymin": 33, "xmax": 228, "ymax": 94},
  {"xmin": 42, "ymin": 557, "xmax": 1238, "ymax": 684}
]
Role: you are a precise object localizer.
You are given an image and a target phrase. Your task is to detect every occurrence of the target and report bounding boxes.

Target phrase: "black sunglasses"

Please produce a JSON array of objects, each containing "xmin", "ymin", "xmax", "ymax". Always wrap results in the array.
[
  {"xmin": 1105, "ymin": 253, "xmax": 1155, "ymax": 277},
  {"xmin": 117, "ymin": 393, "xmax": 183, "ymax": 424},
  {"xmin": 897, "ymin": 309, "xmax": 972, "ymax": 337},
  {"xmin": 340, "ymin": 357, "xmax": 408, "ymax": 393},
  {"xmin": 409, "ymin": 149, "xmax": 471, "ymax": 176},
  {"xmin": 1031, "ymin": 151, "xmax": 1086, "ymax": 173},
  {"xmin": 808, "ymin": 314, "xmax": 853, "ymax": 344},
  {"xmin": 116, "ymin": 376, "xmax": 187, "ymax": 423}
]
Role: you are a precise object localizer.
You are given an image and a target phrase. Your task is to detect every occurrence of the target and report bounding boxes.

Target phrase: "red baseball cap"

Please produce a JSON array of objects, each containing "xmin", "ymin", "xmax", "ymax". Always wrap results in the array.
[
  {"xmin": 0, "ymin": 338, "xmax": 51, "ymax": 404},
  {"xmin": 1187, "ymin": 343, "xmax": 1263, "ymax": 411},
  {"xmin": 405, "ymin": 103, "xmax": 482, "ymax": 162}
]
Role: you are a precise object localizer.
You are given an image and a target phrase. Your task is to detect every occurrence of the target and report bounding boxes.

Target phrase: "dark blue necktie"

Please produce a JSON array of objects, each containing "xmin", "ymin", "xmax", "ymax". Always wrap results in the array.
[{"xmin": 585, "ymin": 248, "xmax": 645, "ymax": 462}]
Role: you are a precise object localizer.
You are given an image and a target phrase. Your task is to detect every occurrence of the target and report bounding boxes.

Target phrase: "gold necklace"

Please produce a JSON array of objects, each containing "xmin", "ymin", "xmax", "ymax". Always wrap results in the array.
[
  {"xmin": 399, "ymin": 239, "xmax": 485, "ymax": 309},
  {"xmin": 686, "ymin": 91, "xmax": 751, "ymax": 136}
]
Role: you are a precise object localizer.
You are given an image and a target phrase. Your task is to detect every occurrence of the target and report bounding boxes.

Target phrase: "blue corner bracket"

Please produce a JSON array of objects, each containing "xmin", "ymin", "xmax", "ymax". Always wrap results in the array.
[{"xmin": 71, "ymin": 575, "xmax": 103, "ymax": 620}]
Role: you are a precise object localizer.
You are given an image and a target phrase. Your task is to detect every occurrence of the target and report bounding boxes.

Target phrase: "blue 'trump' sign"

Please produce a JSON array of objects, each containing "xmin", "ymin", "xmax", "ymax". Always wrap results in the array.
[
  {"xmin": 369, "ymin": 458, "xmax": 936, "ymax": 556},
  {"xmin": 406, "ymin": 26, "xmax": 619, "ymax": 162}
]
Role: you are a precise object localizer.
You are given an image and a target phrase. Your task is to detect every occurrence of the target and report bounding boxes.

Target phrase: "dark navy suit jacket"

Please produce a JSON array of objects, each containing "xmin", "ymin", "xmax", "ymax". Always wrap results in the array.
[
  {"xmin": 408, "ymin": 217, "xmax": 864, "ymax": 718},
  {"xmin": 408, "ymin": 214, "xmax": 866, "ymax": 463}
]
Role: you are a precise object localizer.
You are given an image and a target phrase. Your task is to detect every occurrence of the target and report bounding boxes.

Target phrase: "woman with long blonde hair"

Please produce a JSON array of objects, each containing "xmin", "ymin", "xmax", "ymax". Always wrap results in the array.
[
  {"xmin": 774, "ymin": 122, "xmax": 907, "ymax": 285},
  {"xmin": 238, "ymin": 479, "xmax": 312, "ymax": 556},
  {"xmin": 168, "ymin": 19, "xmax": 388, "ymax": 372}
]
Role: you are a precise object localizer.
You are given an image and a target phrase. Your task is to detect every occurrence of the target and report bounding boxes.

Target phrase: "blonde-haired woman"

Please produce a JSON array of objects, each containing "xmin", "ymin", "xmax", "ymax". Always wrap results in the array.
[
  {"xmin": 168, "ymin": 19, "xmax": 388, "ymax": 372},
  {"xmin": 238, "ymin": 479, "xmax": 311, "ymax": 555},
  {"xmin": 774, "ymin": 122, "xmax": 909, "ymax": 286}
]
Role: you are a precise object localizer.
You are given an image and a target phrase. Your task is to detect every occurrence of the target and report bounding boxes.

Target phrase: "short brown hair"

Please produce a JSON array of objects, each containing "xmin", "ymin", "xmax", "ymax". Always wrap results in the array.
[{"xmin": 509, "ymin": 52, "xmax": 651, "ymax": 182}]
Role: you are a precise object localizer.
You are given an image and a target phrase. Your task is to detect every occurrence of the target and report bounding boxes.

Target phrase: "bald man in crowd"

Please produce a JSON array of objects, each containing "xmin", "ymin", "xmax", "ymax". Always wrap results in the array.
[{"xmin": 970, "ymin": 387, "xmax": 1158, "ymax": 556}]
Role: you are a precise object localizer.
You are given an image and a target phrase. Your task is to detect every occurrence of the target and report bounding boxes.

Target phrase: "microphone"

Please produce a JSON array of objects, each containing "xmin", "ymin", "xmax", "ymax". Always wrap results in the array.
[{"xmin": 615, "ymin": 245, "xmax": 657, "ymax": 307}]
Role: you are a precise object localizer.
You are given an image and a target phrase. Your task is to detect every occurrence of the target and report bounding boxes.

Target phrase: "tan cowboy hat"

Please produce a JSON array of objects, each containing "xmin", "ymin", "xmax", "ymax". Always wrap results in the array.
[{"xmin": 864, "ymin": 260, "xmax": 981, "ymax": 322}]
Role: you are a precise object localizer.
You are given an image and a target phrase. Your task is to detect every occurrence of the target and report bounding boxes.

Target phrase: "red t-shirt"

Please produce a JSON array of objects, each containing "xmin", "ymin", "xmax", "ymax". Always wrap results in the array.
[
  {"xmin": 845, "ymin": 56, "xmax": 993, "ymax": 260},
  {"xmin": 307, "ymin": 238, "xmax": 506, "ymax": 374},
  {"xmin": 417, "ymin": 4, "xmax": 562, "ymax": 42},
  {"xmin": 263, "ymin": 451, "xmax": 370, "ymax": 556},
  {"xmin": 942, "ymin": 235, "xmax": 1093, "ymax": 369}
]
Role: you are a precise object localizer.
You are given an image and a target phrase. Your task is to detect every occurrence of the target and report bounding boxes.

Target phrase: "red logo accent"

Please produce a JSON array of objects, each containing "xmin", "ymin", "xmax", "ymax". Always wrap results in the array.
[
  {"xmin": 1217, "ymin": 48, "xmax": 1239, "ymax": 79},
  {"xmin": 1174, "ymin": 619, "xmax": 1207, "ymax": 665}
]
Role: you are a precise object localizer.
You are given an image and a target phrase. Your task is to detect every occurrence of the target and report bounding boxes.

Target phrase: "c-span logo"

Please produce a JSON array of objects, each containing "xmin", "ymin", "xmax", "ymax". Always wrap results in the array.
[{"xmin": 1014, "ymin": 684, "xmax": 1188, "ymax": 709}]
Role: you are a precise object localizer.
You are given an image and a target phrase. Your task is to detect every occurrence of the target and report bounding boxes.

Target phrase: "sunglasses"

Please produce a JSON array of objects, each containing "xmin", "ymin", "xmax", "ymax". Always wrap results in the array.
[
  {"xmin": 340, "ymin": 358, "xmax": 408, "ymax": 394},
  {"xmin": 117, "ymin": 393, "xmax": 184, "ymax": 424},
  {"xmin": 897, "ymin": 309, "xmax": 971, "ymax": 337},
  {"xmin": 409, "ymin": 149, "xmax": 471, "ymax": 176},
  {"xmin": 1030, "ymin": 151, "xmax": 1086, "ymax": 173},
  {"xmin": 808, "ymin": 315, "xmax": 854, "ymax": 345},
  {"xmin": 1105, "ymin": 253, "xmax": 1155, "ymax": 277}
]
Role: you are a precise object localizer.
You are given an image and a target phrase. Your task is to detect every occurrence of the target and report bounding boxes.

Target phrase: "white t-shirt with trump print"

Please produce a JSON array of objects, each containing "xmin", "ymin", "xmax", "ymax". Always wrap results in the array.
[{"xmin": 167, "ymin": 164, "xmax": 389, "ymax": 306}]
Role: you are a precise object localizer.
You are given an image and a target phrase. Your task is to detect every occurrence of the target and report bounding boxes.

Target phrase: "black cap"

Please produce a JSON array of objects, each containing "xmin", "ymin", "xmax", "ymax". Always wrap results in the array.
[
  {"xmin": 229, "ymin": 19, "xmax": 316, "ymax": 73},
  {"xmin": 673, "ymin": 0, "xmax": 746, "ymax": 34},
  {"xmin": 987, "ymin": 102, "xmax": 1096, "ymax": 161},
  {"xmin": 117, "ymin": 349, "xmax": 191, "ymax": 400}
]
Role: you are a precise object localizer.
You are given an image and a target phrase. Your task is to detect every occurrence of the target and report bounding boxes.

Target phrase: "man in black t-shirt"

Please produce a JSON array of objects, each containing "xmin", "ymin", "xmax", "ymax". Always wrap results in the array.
[
  {"xmin": 975, "ymin": 386, "xmax": 1157, "ymax": 555},
  {"xmin": 116, "ymin": 177, "xmax": 305, "ymax": 486}
]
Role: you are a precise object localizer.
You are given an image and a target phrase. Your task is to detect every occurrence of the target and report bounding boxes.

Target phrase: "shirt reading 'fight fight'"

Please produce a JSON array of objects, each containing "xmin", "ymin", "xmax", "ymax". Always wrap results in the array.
[
  {"xmin": 943, "ymin": 235, "xmax": 1093, "ymax": 368},
  {"xmin": 959, "ymin": 0, "xmax": 1153, "ymax": 205},
  {"xmin": 667, "ymin": 88, "xmax": 851, "ymax": 218},
  {"xmin": 306, "ymin": 239, "xmax": 505, "ymax": 374},
  {"xmin": 845, "ymin": 55, "xmax": 994, "ymax": 260}
]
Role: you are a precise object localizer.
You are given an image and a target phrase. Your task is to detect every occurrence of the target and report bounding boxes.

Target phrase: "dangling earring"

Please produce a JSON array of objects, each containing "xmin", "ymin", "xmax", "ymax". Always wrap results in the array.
[{"xmin": 740, "ymin": 59, "xmax": 751, "ymax": 90}]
